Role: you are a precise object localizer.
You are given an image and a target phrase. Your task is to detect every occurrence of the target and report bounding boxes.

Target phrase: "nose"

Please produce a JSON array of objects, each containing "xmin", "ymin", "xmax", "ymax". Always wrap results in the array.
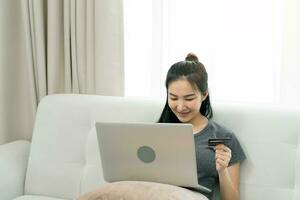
[{"xmin": 176, "ymin": 100, "xmax": 186, "ymax": 112}]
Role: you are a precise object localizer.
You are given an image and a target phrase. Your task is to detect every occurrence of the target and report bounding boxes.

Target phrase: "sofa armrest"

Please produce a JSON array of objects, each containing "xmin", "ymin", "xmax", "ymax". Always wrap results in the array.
[{"xmin": 0, "ymin": 140, "xmax": 31, "ymax": 200}]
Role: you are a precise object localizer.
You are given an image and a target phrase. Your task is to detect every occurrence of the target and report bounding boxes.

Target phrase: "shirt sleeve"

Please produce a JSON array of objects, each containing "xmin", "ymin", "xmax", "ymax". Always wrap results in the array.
[{"xmin": 227, "ymin": 132, "xmax": 246, "ymax": 166}]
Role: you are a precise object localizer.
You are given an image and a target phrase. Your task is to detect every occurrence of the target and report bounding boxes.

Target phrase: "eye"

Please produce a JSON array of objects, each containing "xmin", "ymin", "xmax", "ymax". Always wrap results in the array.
[
  {"xmin": 185, "ymin": 98, "xmax": 195, "ymax": 101},
  {"xmin": 170, "ymin": 98, "xmax": 177, "ymax": 101}
]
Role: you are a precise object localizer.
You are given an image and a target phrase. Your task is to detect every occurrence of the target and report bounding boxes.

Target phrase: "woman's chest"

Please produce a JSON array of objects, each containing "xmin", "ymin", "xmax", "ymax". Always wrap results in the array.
[{"xmin": 194, "ymin": 138, "xmax": 218, "ymax": 177}]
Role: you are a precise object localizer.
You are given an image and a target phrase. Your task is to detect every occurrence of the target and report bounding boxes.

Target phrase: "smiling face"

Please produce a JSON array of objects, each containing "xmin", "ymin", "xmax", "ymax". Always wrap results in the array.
[{"xmin": 167, "ymin": 78, "xmax": 207, "ymax": 124}]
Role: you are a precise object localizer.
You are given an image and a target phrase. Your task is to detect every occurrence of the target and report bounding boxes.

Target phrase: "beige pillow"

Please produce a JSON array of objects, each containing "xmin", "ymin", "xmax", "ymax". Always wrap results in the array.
[{"xmin": 78, "ymin": 181, "xmax": 208, "ymax": 200}]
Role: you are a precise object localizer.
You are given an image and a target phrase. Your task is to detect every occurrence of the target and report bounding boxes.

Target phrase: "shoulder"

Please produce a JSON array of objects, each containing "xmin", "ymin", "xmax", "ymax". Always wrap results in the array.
[
  {"xmin": 208, "ymin": 120, "xmax": 235, "ymax": 138},
  {"xmin": 209, "ymin": 120, "xmax": 247, "ymax": 163}
]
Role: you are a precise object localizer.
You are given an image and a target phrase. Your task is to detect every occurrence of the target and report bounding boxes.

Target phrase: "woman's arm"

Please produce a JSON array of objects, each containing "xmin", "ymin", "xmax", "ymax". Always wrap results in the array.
[
  {"xmin": 218, "ymin": 163, "xmax": 240, "ymax": 200},
  {"xmin": 215, "ymin": 144, "xmax": 241, "ymax": 200}
]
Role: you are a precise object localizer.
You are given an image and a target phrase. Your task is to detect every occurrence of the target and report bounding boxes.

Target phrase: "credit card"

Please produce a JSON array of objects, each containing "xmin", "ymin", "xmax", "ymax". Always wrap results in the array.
[{"xmin": 208, "ymin": 138, "xmax": 232, "ymax": 146}]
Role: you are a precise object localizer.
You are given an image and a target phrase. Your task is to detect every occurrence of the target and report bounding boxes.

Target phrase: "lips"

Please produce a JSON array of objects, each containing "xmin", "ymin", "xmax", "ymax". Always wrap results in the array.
[{"xmin": 178, "ymin": 111, "xmax": 190, "ymax": 117}]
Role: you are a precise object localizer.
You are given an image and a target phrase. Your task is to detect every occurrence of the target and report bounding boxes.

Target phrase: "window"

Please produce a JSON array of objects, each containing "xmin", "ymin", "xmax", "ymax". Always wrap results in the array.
[{"xmin": 124, "ymin": 0, "xmax": 300, "ymax": 107}]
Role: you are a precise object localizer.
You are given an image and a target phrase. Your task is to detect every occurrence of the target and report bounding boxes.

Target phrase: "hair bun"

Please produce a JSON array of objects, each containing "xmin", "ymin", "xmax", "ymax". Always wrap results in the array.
[{"xmin": 185, "ymin": 53, "xmax": 199, "ymax": 62}]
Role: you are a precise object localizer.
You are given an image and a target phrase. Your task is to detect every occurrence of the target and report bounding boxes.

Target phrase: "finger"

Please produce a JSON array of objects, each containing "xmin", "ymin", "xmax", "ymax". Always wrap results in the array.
[
  {"xmin": 215, "ymin": 150, "xmax": 232, "ymax": 158},
  {"xmin": 216, "ymin": 154, "xmax": 231, "ymax": 164},
  {"xmin": 215, "ymin": 144, "xmax": 231, "ymax": 153},
  {"xmin": 223, "ymin": 146, "xmax": 231, "ymax": 153},
  {"xmin": 214, "ymin": 144, "xmax": 225, "ymax": 149},
  {"xmin": 216, "ymin": 158, "xmax": 228, "ymax": 168},
  {"xmin": 215, "ymin": 153, "xmax": 231, "ymax": 162},
  {"xmin": 215, "ymin": 150, "xmax": 231, "ymax": 158},
  {"xmin": 215, "ymin": 154, "xmax": 231, "ymax": 166}
]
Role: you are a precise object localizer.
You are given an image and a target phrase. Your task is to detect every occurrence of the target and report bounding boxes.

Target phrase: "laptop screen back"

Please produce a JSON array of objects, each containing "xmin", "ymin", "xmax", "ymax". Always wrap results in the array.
[{"xmin": 95, "ymin": 122, "xmax": 200, "ymax": 188}]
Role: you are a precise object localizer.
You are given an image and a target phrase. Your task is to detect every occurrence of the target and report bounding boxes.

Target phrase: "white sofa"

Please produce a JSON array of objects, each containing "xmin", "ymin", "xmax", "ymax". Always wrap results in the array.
[{"xmin": 1, "ymin": 94, "xmax": 300, "ymax": 200}]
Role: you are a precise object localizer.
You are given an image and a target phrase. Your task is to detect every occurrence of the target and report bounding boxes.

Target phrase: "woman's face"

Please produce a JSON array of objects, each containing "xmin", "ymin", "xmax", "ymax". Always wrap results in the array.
[{"xmin": 167, "ymin": 78, "xmax": 207, "ymax": 123}]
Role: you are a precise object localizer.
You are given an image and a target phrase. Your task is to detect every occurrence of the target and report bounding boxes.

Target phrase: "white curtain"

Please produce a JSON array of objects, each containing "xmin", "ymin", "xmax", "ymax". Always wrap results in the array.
[{"xmin": 0, "ymin": 0, "xmax": 124, "ymax": 144}]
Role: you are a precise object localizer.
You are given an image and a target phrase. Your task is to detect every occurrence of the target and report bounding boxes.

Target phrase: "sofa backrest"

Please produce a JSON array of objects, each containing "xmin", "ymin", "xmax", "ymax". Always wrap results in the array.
[
  {"xmin": 24, "ymin": 94, "xmax": 164, "ymax": 199},
  {"xmin": 213, "ymin": 103, "xmax": 300, "ymax": 200},
  {"xmin": 24, "ymin": 94, "xmax": 300, "ymax": 200}
]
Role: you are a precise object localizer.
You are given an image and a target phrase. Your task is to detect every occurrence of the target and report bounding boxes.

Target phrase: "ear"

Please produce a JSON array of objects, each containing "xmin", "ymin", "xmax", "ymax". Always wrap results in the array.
[{"xmin": 201, "ymin": 90, "xmax": 209, "ymax": 102}]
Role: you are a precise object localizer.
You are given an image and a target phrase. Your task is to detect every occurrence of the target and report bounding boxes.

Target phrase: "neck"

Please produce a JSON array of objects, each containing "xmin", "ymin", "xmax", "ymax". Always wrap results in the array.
[{"xmin": 190, "ymin": 114, "xmax": 208, "ymax": 134}]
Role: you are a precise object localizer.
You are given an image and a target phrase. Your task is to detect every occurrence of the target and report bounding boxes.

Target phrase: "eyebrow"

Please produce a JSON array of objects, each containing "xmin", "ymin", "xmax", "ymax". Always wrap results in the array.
[{"xmin": 168, "ymin": 93, "xmax": 196, "ymax": 98}]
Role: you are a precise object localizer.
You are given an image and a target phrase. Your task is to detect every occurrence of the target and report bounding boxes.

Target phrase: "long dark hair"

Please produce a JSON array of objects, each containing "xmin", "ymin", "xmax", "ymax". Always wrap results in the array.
[{"xmin": 158, "ymin": 53, "xmax": 213, "ymax": 123}]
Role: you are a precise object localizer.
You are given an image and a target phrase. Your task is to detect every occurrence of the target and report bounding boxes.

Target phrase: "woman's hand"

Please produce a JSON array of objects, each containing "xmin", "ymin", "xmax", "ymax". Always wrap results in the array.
[
  {"xmin": 215, "ymin": 144, "xmax": 232, "ymax": 172},
  {"xmin": 215, "ymin": 145, "xmax": 240, "ymax": 200}
]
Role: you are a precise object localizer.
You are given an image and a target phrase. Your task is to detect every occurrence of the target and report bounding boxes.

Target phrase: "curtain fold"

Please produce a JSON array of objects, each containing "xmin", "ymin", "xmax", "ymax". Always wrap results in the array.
[{"xmin": 0, "ymin": 0, "xmax": 124, "ymax": 144}]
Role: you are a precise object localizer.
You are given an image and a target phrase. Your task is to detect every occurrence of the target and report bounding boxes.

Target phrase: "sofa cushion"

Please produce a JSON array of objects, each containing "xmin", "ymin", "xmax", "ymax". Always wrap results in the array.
[{"xmin": 77, "ymin": 181, "xmax": 208, "ymax": 200}]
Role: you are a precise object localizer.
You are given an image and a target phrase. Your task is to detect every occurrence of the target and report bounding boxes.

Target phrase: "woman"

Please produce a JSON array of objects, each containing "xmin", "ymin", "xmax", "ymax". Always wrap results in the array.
[{"xmin": 158, "ymin": 53, "xmax": 246, "ymax": 200}]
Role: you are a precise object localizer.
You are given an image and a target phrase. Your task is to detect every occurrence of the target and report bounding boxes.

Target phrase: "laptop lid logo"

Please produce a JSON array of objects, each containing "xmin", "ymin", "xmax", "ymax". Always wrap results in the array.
[{"xmin": 137, "ymin": 146, "xmax": 156, "ymax": 163}]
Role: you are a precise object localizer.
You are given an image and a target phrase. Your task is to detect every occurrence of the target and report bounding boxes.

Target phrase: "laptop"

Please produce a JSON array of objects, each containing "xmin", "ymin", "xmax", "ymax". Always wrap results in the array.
[{"xmin": 95, "ymin": 122, "xmax": 211, "ymax": 193}]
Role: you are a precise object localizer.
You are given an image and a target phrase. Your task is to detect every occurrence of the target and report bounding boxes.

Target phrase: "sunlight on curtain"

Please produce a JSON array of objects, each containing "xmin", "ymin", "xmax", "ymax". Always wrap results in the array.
[{"xmin": 124, "ymin": 0, "xmax": 300, "ymax": 106}]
